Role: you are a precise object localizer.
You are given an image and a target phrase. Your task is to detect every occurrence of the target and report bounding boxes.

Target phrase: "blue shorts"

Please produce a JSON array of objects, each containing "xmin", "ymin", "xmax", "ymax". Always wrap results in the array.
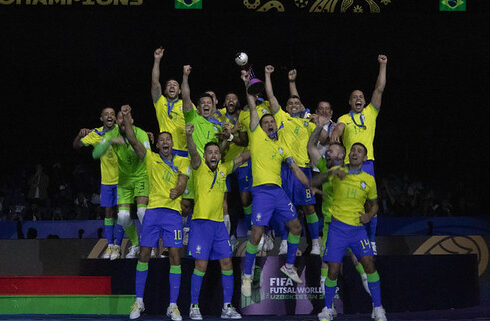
[
  {"xmin": 289, "ymin": 167, "xmax": 315, "ymax": 206},
  {"xmin": 323, "ymin": 220, "xmax": 373, "ymax": 264},
  {"xmin": 139, "ymin": 208, "xmax": 183, "ymax": 248},
  {"xmin": 251, "ymin": 185, "xmax": 297, "ymax": 226},
  {"xmin": 100, "ymin": 184, "xmax": 117, "ymax": 207},
  {"xmin": 362, "ymin": 160, "xmax": 375, "ymax": 177},
  {"xmin": 237, "ymin": 160, "xmax": 252, "ymax": 192},
  {"xmin": 188, "ymin": 219, "xmax": 232, "ymax": 261}
]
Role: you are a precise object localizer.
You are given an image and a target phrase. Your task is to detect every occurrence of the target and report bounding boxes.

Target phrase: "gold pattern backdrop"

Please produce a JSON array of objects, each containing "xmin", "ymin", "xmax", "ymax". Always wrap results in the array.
[{"xmin": 243, "ymin": 0, "xmax": 392, "ymax": 13}]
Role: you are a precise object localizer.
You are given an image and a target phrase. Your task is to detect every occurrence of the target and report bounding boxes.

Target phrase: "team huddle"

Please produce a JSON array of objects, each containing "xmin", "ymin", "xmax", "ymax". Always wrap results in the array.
[{"xmin": 73, "ymin": 48, "xmax": 388, "ymax": 321}]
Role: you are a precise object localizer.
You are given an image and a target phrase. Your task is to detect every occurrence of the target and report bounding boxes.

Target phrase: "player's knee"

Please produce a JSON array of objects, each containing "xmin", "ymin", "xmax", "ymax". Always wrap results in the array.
[
  {"xmin": 288, "ymin": 219, "xmax": 302, "ymax": 235},
  {"xmin": 117, "ymin": 209, "xmax": 131, "ymax": 227},
  {"xmin": 138, "ymin": 246, "xmax": 151, "ymax": 263},
  {"xmin": 327, "ymin": 263, "xmax": 340, "ymax": 280},
  {"xmin": 195, "ymin": 260, "xmax": 208, "ymax": 273},
  {"xmin": 220, "ymin": 258, "xmax": 233, "ymax": 271},
  {"xmin": 168, "ymin": 248, "xmax": 181, "ymax": 266},
  {"xmin": 104, "ymin": 207, "xmax": 114, "ymax": 218},
  {"xmin": 250, "ymin": 226, "xmax": 264, "ymax": 245},
  {"xmin": 361, "ymin": 256, "xmax": 376, "ymax": 274}
]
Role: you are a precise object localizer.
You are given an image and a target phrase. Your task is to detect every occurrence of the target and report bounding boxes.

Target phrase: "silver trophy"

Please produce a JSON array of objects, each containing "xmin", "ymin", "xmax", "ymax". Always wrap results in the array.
[{"xmin": 235, "ymin": 52, "xmax": 264, "ymax": 96}]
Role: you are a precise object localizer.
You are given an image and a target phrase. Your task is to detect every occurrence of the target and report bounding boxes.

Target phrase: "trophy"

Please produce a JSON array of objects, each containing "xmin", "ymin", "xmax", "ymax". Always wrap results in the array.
[{"xmin": 235, "ymin": 52, "xmax": 264, "ymax": 96}]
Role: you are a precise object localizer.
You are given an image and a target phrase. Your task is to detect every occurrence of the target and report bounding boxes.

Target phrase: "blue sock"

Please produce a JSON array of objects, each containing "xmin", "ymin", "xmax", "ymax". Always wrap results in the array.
[
  {"xmin": 191, "ymin": 269, "xmax": 205, "ymax": 305},
  {"xmin": 306, "ymin": 213, "xmax": 320, "ymax": 240},
  {"xmin": 367, "ymin": 215, "xmax": 378, "ymax": 242},
  {"xmin": 244, "ymin": 242, "xmax": 258, "ymax": 275},
  {"xmin": 286, "ymin": 233, "xmax": 300, "ymax": 265},
  {"xmin": 169, "ymin": 265, "xmax": 181, "ymax": 304},
  {"xmin": 135, "ymin": 261, "xmax": 148, "ymax": 299},
  {"xmin": 104, "ymin": 218, "xmax": 114, "ymax": 244},
  {"xmin": 114, "ymin": 223, "xmax": 125, "ymax": 246},
  {"xmin": 367, "ymin": 272, "xmax": 382, "ymax": 307},
  {"xmin": 222, "ymin": 270, "xmax": 234, "ymax": 304},
  {"xmin": 324, "ymin": 277, "xmax": 337, "ymax": 309}
]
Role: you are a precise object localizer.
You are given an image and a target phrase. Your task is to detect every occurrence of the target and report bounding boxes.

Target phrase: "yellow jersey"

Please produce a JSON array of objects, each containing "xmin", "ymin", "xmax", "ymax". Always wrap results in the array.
[
  {"xmin": 154, "ymin": 96, "xmax": 187, "ymax": 152},
  {"xmin": 192, "ymin": 160, "xmax": 234, "ymax": 222},
  {"xmin": 337, "ymin": 103, "xmax": 379, "ymax": 162},
  {"xmin": 249, "ymin": 125, "xmax": 292, "ymax": 187},
  {"xmin": 145, "ymin": 151, "xmax": 190, "ymax": 212},
  {"xmin": 328, "ymin": 166, "xmax": 377, "ymax": 227},
  {"xmin": 274, "ymin": 109, "xmax": 316, "ymax": 168},
  {"xmin": 81, "ymin": 126, "xmax": 118, "ymax": 185}
]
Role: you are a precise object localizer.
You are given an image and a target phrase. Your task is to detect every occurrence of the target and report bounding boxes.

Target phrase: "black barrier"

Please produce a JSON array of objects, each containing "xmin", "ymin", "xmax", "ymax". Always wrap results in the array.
[{"xmin": 80, "ymin": 254, "xmax": 479, "ymax": 316}]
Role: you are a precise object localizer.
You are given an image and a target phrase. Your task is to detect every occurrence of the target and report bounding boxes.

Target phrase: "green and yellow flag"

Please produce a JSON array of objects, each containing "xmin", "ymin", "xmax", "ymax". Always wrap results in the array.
[
  {"xmin": 175, "ymin": 0, "xmax": 202, "ymax": 9},
  {"xmin": 440, "ymin": 0, "xmax": 466, "ymax": 11}
]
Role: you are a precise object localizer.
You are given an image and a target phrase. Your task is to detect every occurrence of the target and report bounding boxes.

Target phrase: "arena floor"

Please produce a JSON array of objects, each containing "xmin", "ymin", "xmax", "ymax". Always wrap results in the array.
[{"xmin": 1, "ymin": 305, "xmax": 489, "ymax": 321}]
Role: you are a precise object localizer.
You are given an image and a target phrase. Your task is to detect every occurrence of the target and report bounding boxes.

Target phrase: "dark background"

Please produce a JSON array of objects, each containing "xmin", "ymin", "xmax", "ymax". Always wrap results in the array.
[{"xmin": 1, "ymin": 0, "xmax": 489, "ymax": 213}]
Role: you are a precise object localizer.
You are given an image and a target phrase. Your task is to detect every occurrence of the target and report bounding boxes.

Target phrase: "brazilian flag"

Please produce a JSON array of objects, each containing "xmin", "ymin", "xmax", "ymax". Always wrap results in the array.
[
  {"xmin": 440, "ymin": 0, "xmax": 466, "ymax": 11},
  {"xmin": 175, "ymin": 0, "xmax": 202, "ymax": 9}
]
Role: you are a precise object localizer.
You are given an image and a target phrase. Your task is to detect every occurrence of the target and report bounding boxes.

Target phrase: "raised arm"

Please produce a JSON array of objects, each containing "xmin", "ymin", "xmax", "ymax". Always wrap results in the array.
[
  {"xmin": 329, "ymin": 122, "xmax": 345, "ymax": 144},
  {"xmin": 264, "ymin": 65, "xmax": 281, "ymax": 114},
  {"xmin": 121, "ymin": 105, "xmax": 146, "ymax": 161},
  {"xmin": 169, "ymin": 174, "xmax": 189, "ymax": 200},
  {"xmin": 73, "ymin": 128, "xmax": 91, "ymax": 149},
  {"xmin": 233, "ymin": 149, "xmax": 251, "ymax": 169},
  {"xmin": 288, "ymin": 159, "xmax": 311, "ymax": 187},
  {"xmin": 151, "ymin": 47, "xmax": 164, "ymax": 103},
  {"xmin": 307, "ymin": 116, "xmax": 330, "ymax": 167},
  {"xmin": 288, "ymin": 69, "xmax": 299, "ymax": 98},
  {"xmin": 371, "ymin": 54, "xmax": 387, "ymax": 110},
  {"xmin": 241, "ymin": 70, "xmax": 259, "ymax": 131},
  {"xmin": 181, "ymin": 65, "xmax": 193, "ymax": 113},
  {"xmin": 185, "ymin": 123, "xmax": 201, "ymax": 170}
]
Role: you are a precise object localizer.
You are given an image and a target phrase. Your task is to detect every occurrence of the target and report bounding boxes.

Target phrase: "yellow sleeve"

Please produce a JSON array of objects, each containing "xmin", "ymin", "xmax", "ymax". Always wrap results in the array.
[{"xmin": 80, "ymin": 131, "xmax": 102, "ymax": 147}]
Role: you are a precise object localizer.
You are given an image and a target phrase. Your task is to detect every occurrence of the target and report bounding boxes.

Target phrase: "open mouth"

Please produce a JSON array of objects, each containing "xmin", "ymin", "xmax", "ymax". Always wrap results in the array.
[{"xmin": 355, "ymin": 101, "xmax": 363, "ymax": 108}]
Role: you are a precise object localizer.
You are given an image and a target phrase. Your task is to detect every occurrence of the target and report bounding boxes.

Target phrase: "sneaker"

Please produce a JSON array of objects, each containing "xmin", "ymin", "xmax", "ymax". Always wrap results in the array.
[
  {"xmin": 280, "ymin": 264, "xmax": 303, "ymax": 283},
  {"xmin": 361, "ymin": 273, "xmax": 371, "ymax": 295},
  {"xmin": 278, "ymin": 240, "xmax": 288, "ymax": 255},
  {"xmin": 317, "ymin": 307, "xmax": 335, "ymax": 321},
  {"xmin": 257, "ymin": 234, "xmax": 265, "ymax": 251},
  {"xmin": 371, "ymin": 242, "xmax": 377, "ymax": 255},
  {"xmin": 126, "ymin": 245, "xmax": 140, "ymax": 259},
  {"xmin": 189, "ymin": 304, "xmax": 203, "ymax": 320},
  {"xmin": 110, "ymin": 245, "xmax": 121, "ymax": 260},
  {"xmin": 372, "ymin": 306, "xmax": 387, "ymax": 321},
  {"xmin": 241, "ymin": 274, "xmax": 252, "ymax": 297},
  {"xmin": 129, "ymin": 300, "xmax": 144, "ymax": 319},
  {"xmin": 102, "ymin": 244, "xmax": 113, "ymax": 259},
  {"xmin": 221, "ymin": 304, "xmax": 242, "ymax": 319},
  {"xmin": 264, "ymin": 232, "xmax": 275, "ymax": 252},
  {"xmin": 166, "ymin": 304, "xmax": 182, "ymax": 321},
  {"xmin": 311, "ymin": 242, "xmax": 321, "ymax": 255}
]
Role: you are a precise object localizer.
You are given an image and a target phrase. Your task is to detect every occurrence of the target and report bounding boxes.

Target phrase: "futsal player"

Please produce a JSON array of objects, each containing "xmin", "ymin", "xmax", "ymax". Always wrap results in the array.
[
  {"xmin": 330, "ymin": 54, "xmax": 388, "ymax": 254},
  {"xmin": 129, "ymin": 131, "xmax": 190, "ymax": 321},
  {"xmin": 186, "ymin": 123, "xmax": 248, "ymax": 320},
  {"xmin": 240, "ymin": 70, "xmax": 311, "ymax": 296},
  {"xmin": 93, "ymin": 105, "xmax": 150, "ymax": 258},
  {"xmin": 315, "ymin": 143, "xmax": 387, "ymax": 321},
  {"xmin": 73, "ymin": 107, "xmax": 124, "ymax": 259}
]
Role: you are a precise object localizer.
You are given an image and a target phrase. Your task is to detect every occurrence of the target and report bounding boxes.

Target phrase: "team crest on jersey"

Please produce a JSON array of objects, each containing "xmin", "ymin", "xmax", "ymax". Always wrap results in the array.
[
  {"xmin": 278, "ymin": 148, "xmax": 284, "ymax": 155},
  {"xmin": 304, "ymin": 121, "xmax": 309, "ymax": 127},
  {"xmin": 262, "ymin": 108, "xmax": 267, "ymax": 114},
  {"xmin": 256, "ymin": 213, "xmax": 262, "ymax": 222},
  {"xmin": 196, "ymin": 245, "xmax": 201, "ymax": 254},
  {"xmin": 360, "ymin": 181, "xmax": 367, "ymax": 190}
]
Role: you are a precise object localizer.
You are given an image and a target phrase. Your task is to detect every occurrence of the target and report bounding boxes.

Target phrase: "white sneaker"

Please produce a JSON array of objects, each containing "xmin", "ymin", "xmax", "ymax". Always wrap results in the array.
[
  {"xmin": 221, "ymin": 304, "xmax": 242, "ymax": 319},
  {"xmin": 311, "ymin": 241, "xmax": 321, "ymax": 255},
  {"xmin": 257, "ymin": 234, "xmax": 265, "ymax": 251},
  {"xmin": 189, "ymin": 304, "xmax": 203, "ymax": 320},
  {"xmin": 126, "ymin": 245, "xmax": 140, "ymax": 259},
  {"xmin": 102, "ymin": 244, "xmax": 113, "ymax": 259},
  {"xmin": 241, "ymin": 274, "xmax": 252, "ymax": 297},
  {"xmin": 371, "ymin": 242, "xmax": 377, "ymax": 255},
  {"xmin": 278, "ymin": 240, "xmax": 288, "ymax": 255},
  {"xmin": 110, "ymin": 245, "xmax": 121, "ymax": 260},
  {"xmin": 280, "ymin": 264, "xmax": 303, "ymax": 283},
  {"xmin": 361, "ymin": 273, "xmax": 371, "ymax": 295},
  {"xmin": 166, "ymin": 304, "xmax": 182, "ymax": 321},
  {"xmin": 129, "ymin": 300, "xmax": 144, "ymax": 319},
  {"xmin": 317, "ymin": 307, "xmax": 335, "ymax": 321},
  {"xmin": 264, "ymin": 232, "xmax": 274, "ymax": 252},
  {"xmin": 372, "ymin": 306, "xmax": 387, "ymax": 321}
]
